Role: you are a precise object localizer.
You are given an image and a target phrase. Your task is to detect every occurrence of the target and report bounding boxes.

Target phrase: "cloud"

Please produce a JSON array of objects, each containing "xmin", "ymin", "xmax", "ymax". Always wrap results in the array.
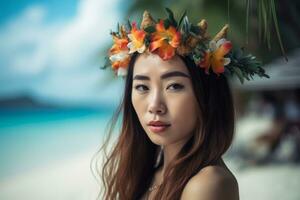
[
  {"xmin": 0, "ymin": 5, "xmax": 49, "ymax": 76},
  {"xmin": 0, "ymin": 0, "xmax": 124, "ymax": 106}
]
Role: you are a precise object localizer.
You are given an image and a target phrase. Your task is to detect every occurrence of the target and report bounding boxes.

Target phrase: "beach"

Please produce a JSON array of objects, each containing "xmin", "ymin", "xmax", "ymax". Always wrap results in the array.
[
  {"xmin": 0, "ymin": 110, "xmax": 299, "ymax": 200},
  {"xmin": 1, "ymin": 152, "xmax": 300, "ymax": 200},
  {"xmin": 0, "ymin": 152, "xmax": 99, "ymax": 200}
]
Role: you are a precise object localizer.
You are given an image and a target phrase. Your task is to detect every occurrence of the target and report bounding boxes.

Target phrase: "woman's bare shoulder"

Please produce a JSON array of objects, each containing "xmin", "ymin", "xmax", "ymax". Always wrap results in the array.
[{"xmin": 180, "ymin": 165, "xmax": 239, "ymax": 200}]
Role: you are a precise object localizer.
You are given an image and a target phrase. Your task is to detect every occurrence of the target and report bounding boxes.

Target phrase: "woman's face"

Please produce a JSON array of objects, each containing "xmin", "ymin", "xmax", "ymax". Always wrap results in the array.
[{"xmin": 131, "ymin": 53, "xmax": 199, "ymax": 146}]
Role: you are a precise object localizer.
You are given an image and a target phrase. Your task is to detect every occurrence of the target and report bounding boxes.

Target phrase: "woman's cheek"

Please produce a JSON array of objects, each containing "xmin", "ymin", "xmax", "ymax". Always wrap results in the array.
[
  {"xmin": 170, "ymin": 92, "xmax": 198, "ymax": 129},
  {"xmin": 132, "ymin": 93, "xmax": 147, "ymax": 123}
]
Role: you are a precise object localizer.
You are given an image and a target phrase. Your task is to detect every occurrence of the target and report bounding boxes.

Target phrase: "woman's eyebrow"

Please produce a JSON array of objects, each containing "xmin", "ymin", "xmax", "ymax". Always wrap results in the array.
[
  {"xmin": 133, "ymin": 75, "xmax": 150, "ymax": 81},
  {"xmin": 133, "ymin": 71, "xmax": 190, "ymax": 81},
  {"xmin": 160, "ymin": 71, "xmax": 190, "ymax": 79}
]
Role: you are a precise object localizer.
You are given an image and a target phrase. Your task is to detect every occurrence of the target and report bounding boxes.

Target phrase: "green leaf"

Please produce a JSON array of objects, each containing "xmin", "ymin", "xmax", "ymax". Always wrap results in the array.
[
  {"xmin": 163, "ymin": 19, "xmax": 171, "ymax": 29},
  {"xmin": 232, "ymin": 67, "xmax": 244, "ymax": 84},
  {"xmin": 178, "ymin": 10, "xmax": 187, "ymax": 28},
  {"xmin": 101, "ymin": 56, "xmax": 111, "ymax": 69},
  {"xmin": 144, "ymin": 35, "xmax": 151, "ymax": 46},
  {"xmin": 117, "ymin": 22, "xmax": 120, "ymax": 33},
  {"xmin": 261, "ymin": 0, "xmax": 268, "ymax": 43},
  {"xmin": 270, "ymin": 0, "xmax": 288, "ymax": 61},
  {"xmin": 182, "ymin": 16, "xmax": 191, "ymax": 33},
  {"xmin": 144, "ymin": 26, "xmax": 156, "ymax": 33},
  {"xmin": 127, "ymin": 19, "xmax": 132, "ymax": 30},
  {"xmin": 165, "ymin": 7, "xmax": 177, "ymax": 27},
  {"xmin": 190, "ymin": 24, "xmax": 201, "ymax": 35}
]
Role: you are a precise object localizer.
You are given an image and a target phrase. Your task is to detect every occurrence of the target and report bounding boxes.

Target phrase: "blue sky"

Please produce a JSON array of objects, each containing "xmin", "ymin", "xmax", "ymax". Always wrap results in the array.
[
  {"xmin": 0, "ymin": 0, "xmax": 125, "ymax": 107},
  {"xmin": 0, "ymin": 0, "xmax": 78, "ymax": 24}
]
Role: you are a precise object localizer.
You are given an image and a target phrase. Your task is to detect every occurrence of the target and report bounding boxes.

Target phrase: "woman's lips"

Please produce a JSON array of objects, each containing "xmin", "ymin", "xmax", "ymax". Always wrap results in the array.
[
  {"xmin": 148, "ymin": 121, "xmax": 171, "ymax": 133},
  {"xmin": 147, "ymin": 120, "xmax": 171, "ymax": 133},
  {"xmin": 148, "ymin": 124, "xmax": 171, "ymax": 133}
]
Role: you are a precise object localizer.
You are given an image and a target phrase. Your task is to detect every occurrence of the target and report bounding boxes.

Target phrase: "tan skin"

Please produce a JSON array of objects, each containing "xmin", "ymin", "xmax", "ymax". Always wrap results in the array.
[{"xmin": 131, "ymin": 53, "xmax": 239, "ymax": 200}]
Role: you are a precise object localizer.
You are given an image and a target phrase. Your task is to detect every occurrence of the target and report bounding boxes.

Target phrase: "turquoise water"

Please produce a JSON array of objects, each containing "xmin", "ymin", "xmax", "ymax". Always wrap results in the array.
[{"xmin": 0, "ymin": 108, "xmax": 115, "ymax": 181}]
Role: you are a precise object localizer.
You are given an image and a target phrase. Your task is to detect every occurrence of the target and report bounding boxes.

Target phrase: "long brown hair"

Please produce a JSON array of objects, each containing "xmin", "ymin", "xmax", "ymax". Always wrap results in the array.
[{"xmin": 92, "ymin": 52, "xmax": 235, "ymax": 200}]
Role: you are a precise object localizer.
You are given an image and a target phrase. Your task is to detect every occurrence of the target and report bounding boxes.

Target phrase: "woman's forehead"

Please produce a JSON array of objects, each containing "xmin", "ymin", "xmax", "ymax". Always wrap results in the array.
[{"xmin": 133, "ymin": 53, "xmax": 189, "ymax": 76}]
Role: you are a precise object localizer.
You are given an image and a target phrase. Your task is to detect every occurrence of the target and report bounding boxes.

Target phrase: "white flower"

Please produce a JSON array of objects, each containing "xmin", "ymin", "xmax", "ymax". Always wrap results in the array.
[
  {"xmin": 109, "ymin": 50, "xmax": 130, "ymax": 62},
  {"xmin": 117, "ymin": 67, "xmax": 128, "ymax": 76}
]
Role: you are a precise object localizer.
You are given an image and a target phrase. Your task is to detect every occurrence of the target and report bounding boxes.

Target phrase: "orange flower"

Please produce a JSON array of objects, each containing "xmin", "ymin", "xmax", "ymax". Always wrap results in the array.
[
  {"xmin": 109, "ymin": 35, "xmax": 131, "ymax": 76},
  {"xmin": 149, "ymin": 20, "xmax": 181, "ymax": 60},
  {"xmin": 127, "ymin": 22, "xmax": 146, "ymax": 54},
  {"xmin": 199, "ymin": 39, "xmax": 232, "ymax": 74}
]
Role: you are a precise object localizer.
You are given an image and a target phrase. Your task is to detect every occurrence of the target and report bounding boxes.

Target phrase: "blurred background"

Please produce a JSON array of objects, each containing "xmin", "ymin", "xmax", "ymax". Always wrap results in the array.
[{"xmin": 0, "ymin": 0, "xmax": 299, "ymax": 199}]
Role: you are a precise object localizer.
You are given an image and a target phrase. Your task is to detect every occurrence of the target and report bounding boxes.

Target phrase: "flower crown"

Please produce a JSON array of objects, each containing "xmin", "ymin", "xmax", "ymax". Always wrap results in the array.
[{"xmin": 102, "ymin": 8, "xmax": 269, "ymax": 84}]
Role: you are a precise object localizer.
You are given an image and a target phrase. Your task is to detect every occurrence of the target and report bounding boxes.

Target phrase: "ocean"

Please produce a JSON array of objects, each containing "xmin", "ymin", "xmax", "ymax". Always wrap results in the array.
[{"xmin": 0, "ymin": 108, "xmax": 115, "ymax": 181}]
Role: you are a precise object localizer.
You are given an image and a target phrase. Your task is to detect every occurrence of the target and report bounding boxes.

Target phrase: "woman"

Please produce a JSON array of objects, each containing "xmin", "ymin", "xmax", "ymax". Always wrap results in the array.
[{"xmin": 96, "ymin": 9, "xmax": 268, "ymax": 200}]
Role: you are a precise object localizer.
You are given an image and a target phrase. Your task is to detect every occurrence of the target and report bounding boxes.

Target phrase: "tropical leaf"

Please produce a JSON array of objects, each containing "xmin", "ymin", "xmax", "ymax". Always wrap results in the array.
[
  {"xmin": 244, "ymin": 0, "xmax": 287, "ymax": 60},
  {"xmin": 165, "ymin": 7, "xmax": 178, "ymax": 27},
  {"xmin": 127, "ymin": 19, "xmax": 132, "ymax": 30},
  {"xmin": 182, "ymin": 16, "xmax": 191, "ymax": 33},
  {"xmin": 101, "ymin": 56, "xmax": 111, "ymax": 69},
  {"xmin": 144, "ymin": 25, "xmax": 156, "ymax": 33},
  {"xmin": 178, "ymin": 10, "xmax": 187, "ymax": 28},
  {"xmin": 163, "ymin": 19, "xmax": 171, "ymax": 29},
  {"xmin": 232, "ymin": 66, "xmax": 244, "ymax": 84},
  {"xmin": 270, "ymin": 0, "xmax": 287, "ymax": 61}
]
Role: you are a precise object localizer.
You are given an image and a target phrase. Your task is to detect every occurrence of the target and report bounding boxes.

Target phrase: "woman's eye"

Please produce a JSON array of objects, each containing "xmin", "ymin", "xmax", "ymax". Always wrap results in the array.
[
  {"xmin": 167, "ymin": 83, "xmax": 184, "ymax": 91},
  {"xmin": 134, "ymin": 84, "xmax": 149, "ymax": 92}
]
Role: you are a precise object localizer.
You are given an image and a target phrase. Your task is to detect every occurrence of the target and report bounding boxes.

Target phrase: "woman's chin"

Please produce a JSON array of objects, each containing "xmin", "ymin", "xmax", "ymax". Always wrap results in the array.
[{"xmin": 148, "ymin": 135, "xmax": 169, "ymax": 146}]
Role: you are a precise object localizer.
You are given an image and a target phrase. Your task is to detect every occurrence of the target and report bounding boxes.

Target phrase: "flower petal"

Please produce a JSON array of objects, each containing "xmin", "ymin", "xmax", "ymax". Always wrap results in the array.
[
  {"xmin": 156, "ymin": 41, "xmax": 176, "ymax": 60},
  {"xmin": 149, "ymin": 38, "xmax": 165, "ymax": 52},
  {"xmin": 109, "ymin": 51, "xmax": 129, "ymax": 62},
  {"xmin": 137, "ymin": 44, "xmax": 146, "ymax": 53},
  {"xmin": 127, "ymin": 22, "xmax": 146, "ymax": 54},
  {"xmin": 215, "ymin": 41, "xmax": 232, "ymax": 57},
  {"xmin": 210, "ymin": 55, "xmax": 225, "ymax": 74},
  {"xmin": 223, "ymin": 57, "xmax": 231, "ymax": 66},
  {"xmin": 216, "ymin": 38, "xmax": 226, "ymax": 48},
  {"xmin": 169, "ymin": 30, "xmax": 181, "ymax": 48},
  {"xmin": 156, "ymin": 20, "xmax": 166, "ymax": 32},
  {"xmin": 112, "ymin": 61, "xmax": 120, "ymax": 70},
  {"xmin": 117, "ymin": 67, "xmax": 128, "ymax": 76}
]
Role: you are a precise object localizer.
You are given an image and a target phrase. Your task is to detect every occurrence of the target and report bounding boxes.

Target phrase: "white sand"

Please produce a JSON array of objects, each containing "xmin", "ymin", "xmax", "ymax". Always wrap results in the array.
[
  {"xmin": 1, "ymin": 153, "xmax": 299, "ymax": 200},
  {"xmin": 237, "ymin": 164, "xmax": 300, "ymax": 200},
  {"xmin": 0, "ymin": 152, "xmax": 100, "ymax": 200}
]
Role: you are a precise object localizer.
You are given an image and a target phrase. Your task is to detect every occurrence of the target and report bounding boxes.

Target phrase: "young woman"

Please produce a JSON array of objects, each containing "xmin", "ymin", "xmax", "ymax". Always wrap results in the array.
[{"xmin": 96, "ymin": 9, "xmax": 268, "ymax": 200}]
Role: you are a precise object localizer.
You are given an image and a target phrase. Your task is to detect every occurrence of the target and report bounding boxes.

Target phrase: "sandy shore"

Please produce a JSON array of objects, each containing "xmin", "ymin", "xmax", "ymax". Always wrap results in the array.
[
  {"xmin": 0, "ymin": 152, "xmax": 100, "ymax": 200},
  {"xmin": 1, "ymin": 152, "xmax": 299, "ymax": 200},
  {"xmin": 237, "ymin": 164, "xmax": 300, "ymax": 200}
]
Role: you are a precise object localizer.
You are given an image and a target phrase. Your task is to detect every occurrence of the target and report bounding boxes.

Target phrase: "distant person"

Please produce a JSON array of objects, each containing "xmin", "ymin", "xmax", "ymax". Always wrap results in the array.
[{"xmin": 255, "ymin": 91, "xmax": 300, "ymax": 163}]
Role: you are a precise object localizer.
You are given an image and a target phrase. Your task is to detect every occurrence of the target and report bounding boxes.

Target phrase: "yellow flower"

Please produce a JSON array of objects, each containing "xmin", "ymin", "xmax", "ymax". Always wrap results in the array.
[
  {"xmin": 199, "ymin": 39, "xmax": 232, "ymax": 74},
  {"xmin": 127, "ymin": 22, "xmax": 147, "ymax": 54},
  {"xmin": 149, "ymin": 20, "xmax": 181, "ymax": 60}
]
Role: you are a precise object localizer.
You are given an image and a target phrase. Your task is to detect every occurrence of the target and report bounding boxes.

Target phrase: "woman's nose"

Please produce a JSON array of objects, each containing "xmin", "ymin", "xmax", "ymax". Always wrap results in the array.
[{"xmin": 148, "ymin": 91, "xmax": 167, "ymax": 115}]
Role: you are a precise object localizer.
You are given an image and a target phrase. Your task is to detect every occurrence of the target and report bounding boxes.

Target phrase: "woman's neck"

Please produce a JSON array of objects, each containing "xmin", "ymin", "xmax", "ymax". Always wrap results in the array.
[{"xmin": 159, "ymin": 139, "xmax": 189, "ymax": 179}]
